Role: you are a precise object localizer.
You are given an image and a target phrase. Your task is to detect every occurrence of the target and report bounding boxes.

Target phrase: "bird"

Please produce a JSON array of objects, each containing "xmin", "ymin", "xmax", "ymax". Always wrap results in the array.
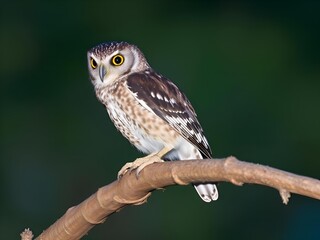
[{"xmin": 87, "ymin": 41, "xmax": 218, "ymax": 202}]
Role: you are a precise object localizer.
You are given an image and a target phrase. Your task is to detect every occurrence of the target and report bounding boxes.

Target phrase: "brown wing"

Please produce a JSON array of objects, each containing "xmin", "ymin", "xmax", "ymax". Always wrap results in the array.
[{"xmin": 126, "ymin": 70, "xmax": 212, "ymax": 158}]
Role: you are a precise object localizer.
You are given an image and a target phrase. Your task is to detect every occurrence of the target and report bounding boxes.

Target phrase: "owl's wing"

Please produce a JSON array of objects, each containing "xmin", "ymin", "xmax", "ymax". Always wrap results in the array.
[{"xmin": 126, "ymin": 70, "xmax": 212, "ymax": 158}]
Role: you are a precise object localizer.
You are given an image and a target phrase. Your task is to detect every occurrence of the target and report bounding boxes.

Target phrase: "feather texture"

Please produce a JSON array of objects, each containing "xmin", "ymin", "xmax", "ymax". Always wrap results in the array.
[{"xmin": 126, "ymin": 70, "xmax": 212, "ymax": 159}]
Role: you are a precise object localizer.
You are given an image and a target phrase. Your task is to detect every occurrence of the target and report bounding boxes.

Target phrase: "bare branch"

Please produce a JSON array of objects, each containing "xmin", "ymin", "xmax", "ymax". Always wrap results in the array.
[{"xmin": 35, "ymin": 156, "xmax": 320, "ymax": 240}]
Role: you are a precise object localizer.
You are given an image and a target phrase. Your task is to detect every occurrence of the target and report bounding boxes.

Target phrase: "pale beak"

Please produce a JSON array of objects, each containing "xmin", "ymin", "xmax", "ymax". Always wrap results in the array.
[{"xmin": 99, "ymin": 65, "xmax": 107, "ymax": 82}]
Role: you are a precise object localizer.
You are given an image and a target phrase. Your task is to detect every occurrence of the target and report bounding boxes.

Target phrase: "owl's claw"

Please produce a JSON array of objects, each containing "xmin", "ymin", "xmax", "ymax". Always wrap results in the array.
[
  {"xmin": 117, "ymin": 154, "xmax": 164, "ymax": 179},
  {"xmin": 135, "ymin": 156, "xmax": 164, "ymax": 177},
  {"xmin": 117, "ymin": 162, "xmax": 134, "ymax": 179},
  {"xmin": 117, "ymin": 147, "xmax": 172, "ymax": 179}
]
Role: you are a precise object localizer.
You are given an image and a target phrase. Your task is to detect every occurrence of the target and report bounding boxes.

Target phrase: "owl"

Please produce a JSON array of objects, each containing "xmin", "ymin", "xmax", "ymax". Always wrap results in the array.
[{"xmin": 87, "ymin": 41, "xmax": 218, "ymax": 202}]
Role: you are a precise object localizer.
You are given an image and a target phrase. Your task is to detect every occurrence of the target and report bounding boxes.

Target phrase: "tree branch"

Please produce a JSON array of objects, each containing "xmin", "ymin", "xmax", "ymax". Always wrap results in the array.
[{"xmin": 34, "ymin": 156, "xmax": 320, "ymax": 240}]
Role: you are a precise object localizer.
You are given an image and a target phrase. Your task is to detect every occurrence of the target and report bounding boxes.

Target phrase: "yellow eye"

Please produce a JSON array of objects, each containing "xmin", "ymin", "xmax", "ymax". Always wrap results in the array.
[
  {"xmin": 90, "ymin": 57, "xmax": 98, "ymax": 69},
  {"xmin": 111, "ymin": 54, "xmax": 124, "ymax": 66}
]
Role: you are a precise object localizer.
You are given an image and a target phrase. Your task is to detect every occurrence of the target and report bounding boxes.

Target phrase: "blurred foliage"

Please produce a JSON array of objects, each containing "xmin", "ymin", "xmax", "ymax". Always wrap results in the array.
[{"xmin": 1, "ymin": 0, "xmax": 319, "ymax": 239}]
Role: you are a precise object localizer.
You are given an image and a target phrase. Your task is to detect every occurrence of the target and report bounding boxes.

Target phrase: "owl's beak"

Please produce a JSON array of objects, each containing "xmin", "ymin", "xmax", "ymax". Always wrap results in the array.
[{"xmin": 99, "ymin": 65, "xmax": 107, "ymax": 82}]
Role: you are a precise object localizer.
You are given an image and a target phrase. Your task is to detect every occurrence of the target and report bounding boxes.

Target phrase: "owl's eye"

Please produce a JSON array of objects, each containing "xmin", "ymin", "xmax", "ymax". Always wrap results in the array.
[
  {"xmin": 90, "ymin": 57, "xmax": 98, "ymax": 69},
  {"xmin": 111, "ymin": 54, "xmax": 124, "ymax": 66}
]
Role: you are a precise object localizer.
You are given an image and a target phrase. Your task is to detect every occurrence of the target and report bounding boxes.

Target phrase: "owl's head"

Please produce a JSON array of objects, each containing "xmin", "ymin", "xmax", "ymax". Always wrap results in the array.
[{"xmin": 87, "ymin": 41, "xmax": 150, "ymax": 88}]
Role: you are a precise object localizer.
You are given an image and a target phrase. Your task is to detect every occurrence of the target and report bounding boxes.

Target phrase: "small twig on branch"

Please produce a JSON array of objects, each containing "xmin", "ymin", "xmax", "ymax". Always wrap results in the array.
[
  {"xmin": 34, "ymin": 156, "xmax": 320, "ymax": 240},
  {"xmin": 21, "ymin": 229, "xmax": 33, "ymax": 240}
]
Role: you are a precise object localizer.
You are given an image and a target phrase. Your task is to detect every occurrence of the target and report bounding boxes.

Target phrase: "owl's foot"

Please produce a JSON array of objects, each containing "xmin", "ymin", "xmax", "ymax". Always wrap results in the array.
[
  {"xmin": 117, "ymin": 154, "xmax": 164, "ymax": 179},
  {"xmin": 118, "ymin": 146, "xmax": 172, "ymax": 179}
]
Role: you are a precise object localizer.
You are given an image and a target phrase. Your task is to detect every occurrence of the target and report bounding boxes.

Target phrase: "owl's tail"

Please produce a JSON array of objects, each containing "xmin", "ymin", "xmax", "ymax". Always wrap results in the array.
[
  {"xmin": 176, "ymin": 144, "xmax": 219, "ymax": 202},
  {"xmin": 194, "ymin": 183, "xmax": 219, "ymax": 202}
]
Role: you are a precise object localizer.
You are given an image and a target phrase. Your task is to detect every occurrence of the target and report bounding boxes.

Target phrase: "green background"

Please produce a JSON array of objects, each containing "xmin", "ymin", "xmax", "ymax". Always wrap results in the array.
[{"xmin": 1, "ymin": 1, "xmax": 319, "ymax": 239}]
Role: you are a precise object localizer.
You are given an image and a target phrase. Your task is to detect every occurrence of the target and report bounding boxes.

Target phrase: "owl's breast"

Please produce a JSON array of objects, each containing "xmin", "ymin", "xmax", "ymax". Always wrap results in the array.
[{"xmin": 96, "ymin": 81, "xmax": 179, "ymax": 154}]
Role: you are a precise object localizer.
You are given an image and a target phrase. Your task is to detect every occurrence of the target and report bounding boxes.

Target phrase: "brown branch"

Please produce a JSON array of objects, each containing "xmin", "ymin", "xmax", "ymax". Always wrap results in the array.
[{"xmin": 34, "ymin": 156, "xmax": 320, "ymax": 240}]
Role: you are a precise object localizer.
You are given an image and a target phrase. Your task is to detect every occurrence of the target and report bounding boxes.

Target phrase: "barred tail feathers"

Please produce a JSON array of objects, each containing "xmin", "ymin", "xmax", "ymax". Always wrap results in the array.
[
  {"xmin": 176, "ymin": 143, "xmax": 219, "ymax": 202},
  {"xmin": 194, "ymin": 183, "xmax": 219, "ymax": 202}
]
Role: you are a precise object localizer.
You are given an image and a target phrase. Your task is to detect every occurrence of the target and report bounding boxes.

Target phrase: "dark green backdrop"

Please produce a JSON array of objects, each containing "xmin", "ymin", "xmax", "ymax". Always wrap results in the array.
[{"xmin": 1, "ymin": 1, "xmax": 319, "ymax": 239}]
